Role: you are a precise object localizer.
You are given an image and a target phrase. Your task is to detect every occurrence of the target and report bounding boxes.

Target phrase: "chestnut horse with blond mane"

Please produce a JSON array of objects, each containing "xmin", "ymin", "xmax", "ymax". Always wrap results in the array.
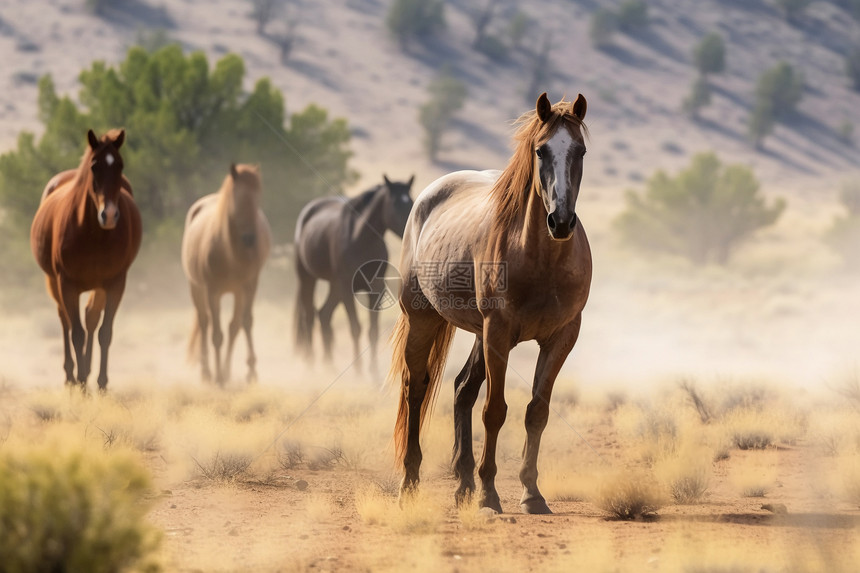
[
  {"xmin": 389, "ymin": 93, "xmax": 592, "ymax": 514},
  {"xmin": 182, "ymin": 164, "xmax": 271, "ymax": 386},
  {"xmin": 31, "ymin": 129, "xmax": 142, "ymax": 392}
]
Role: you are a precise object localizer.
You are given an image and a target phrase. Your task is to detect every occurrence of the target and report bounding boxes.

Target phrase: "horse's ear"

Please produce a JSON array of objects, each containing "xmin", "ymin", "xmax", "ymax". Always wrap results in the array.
[
  {"xmin": 407, "ymin": 174, "xmax": 415, "ymax": 189},
  {"xmin": 87, "ymin": 129, "xmax": 99, "ymax": 151},
  {"xmin": 383, "ymin": 174, "xmax": 392, "ymax": 187},
  {"xmin": 572, "ymin": 94, "xmax": 587, "ymax": 121},
  {"xmin": 536, "ymin": 92, "xmax": 552, "ymax": 123},
  {"xmin": 113, "ymin": 130, "xmax": 125, "ymax": 150},
  {"xmin": 230, "ymin": 163, "xmax": 239, "ymax": 179}
]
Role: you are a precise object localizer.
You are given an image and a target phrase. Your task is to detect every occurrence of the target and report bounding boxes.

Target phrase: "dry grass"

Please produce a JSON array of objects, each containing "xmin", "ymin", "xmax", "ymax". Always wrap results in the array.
[
  {"xmin": 594, "ymin": 471, "xmax": 663, "ymax": 519},
  {"xmin": 656, "ymin": 447, "xmax": 712, "ymax": 504}
]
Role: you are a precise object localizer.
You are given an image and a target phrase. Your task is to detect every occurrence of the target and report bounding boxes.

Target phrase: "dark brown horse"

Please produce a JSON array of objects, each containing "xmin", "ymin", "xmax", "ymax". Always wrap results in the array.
[
  {"xmin": 30, "ymin": 129, "xmax": 142, "ymax": 392},
  {"xmin": 389, "ymin": 93, "xmax": 592, "ymax": 514},
  {"xmin": 181, "ymin": 164, "xmax": 271, "ymax": 386},
  {"xmin": 293, "ymin": 175, "xmax": 414, "ymax": 373}
]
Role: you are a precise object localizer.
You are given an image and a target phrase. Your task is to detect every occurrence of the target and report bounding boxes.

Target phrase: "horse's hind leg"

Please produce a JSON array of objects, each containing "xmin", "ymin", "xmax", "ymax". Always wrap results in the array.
[
  {"xmin": 190, "ymin": 285, "xmax": 211, "ymax": 382},
  {"xmin": 57, "ymin": 277, "xmax": 86, "ymax": 389},
  {"xmin": 519, "ymin": 314, "xmax": 582, "ymax": 515},
  {"xmin": 206, "ymin": 288, "xmax": 225, "ymax": 386},
  {"xmin": 47, "ymin": 276, "xmax": 74, "ymax": 385},
  {"xmin": 223, "ymin": 289, "xmax": 246, "ymax": 384},
  {"xmin": 293, "ymin": 259, "xmax": 316, "ymax": 361},
  {"xmin": 452, "ymin": 336, "xmax": 485, "ymax": 506},
  {"xmin": 81, "ymin": 289, "xmax": 106, "ymax": 383},
  {"xmin": 341, "ymin": 287, "xmax": 362, "ymax": 372},
  {"xmin": 241, "ymin": 280, "xmax": 260, "ymax": 383},
  {"xmin": 367, "ymin": 305, "xmax": 379, "ymax": 375},
  {"xmin": 94, "ymin": 275, "xmax": 127, "ymax": 392},
  {"xmin": 318, "ymin": 286, "xmax": 340, "ymax": 364}
]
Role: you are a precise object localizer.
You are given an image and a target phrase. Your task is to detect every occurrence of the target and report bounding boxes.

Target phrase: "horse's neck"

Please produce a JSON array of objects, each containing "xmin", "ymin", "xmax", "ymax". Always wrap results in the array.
[
  {"xmin": 219, "ymin": 187, "xmax": 258, "ymax": 236},
  {"xmin": 72, "ymin": 165, "xmax": 95, "ymax": 224},
  {"xmin": 350, "ymin": 189, "xmax": 386, "ymax": 242},
  {"xmin": 501, "ymin": 186, "xmax": 572, "ymax": 264}
]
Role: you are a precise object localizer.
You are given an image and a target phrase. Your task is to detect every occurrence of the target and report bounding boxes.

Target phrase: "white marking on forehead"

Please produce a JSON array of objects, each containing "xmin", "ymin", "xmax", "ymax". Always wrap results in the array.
[
  {"xmin": 400, "ymin": 195, "xmax": 410, "ymax": 203},
  {"xmin": 105, "ymin": 153, "xmax": 115, "ymax": 166},
  {"xmin": 546, "ymin": 129, "xmax": 575, "ymax": 169}
]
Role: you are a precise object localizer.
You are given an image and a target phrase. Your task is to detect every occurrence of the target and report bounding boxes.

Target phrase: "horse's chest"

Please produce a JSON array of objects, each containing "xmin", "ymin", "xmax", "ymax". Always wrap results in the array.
[{"xmin": 58, "ymin": 227, "xmax": 132, "ymax": 282}]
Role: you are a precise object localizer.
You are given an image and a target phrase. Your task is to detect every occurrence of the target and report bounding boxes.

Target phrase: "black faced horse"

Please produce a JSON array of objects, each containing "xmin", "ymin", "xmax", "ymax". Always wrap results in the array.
[{"xmin": 294, "ymin": 175, "xmax": 414, "ymax": 372}]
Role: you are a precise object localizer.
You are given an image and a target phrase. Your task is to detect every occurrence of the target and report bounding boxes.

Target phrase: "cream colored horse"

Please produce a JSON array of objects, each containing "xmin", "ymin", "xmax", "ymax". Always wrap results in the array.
[
  {"xmin": 182, "ymin": 164, "xmax": 271, "ymax": 385},
  {"xmin": 389, "ymin": 93, "xmax": 592, "ymax": 514}
]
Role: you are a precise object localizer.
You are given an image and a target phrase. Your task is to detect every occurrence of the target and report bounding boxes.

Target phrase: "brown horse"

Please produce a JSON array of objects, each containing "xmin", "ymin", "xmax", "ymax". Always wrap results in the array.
[
  {"xmin": 181, "ymin": 164, "xmax": 271, "ymax": 385},
  {"xmin": 389, "ymin": 93, "xmax": 592, "ymax": 514},
  {"xmin": 30, "ymin": 129, "xmax": 142, "ymax": 392}
]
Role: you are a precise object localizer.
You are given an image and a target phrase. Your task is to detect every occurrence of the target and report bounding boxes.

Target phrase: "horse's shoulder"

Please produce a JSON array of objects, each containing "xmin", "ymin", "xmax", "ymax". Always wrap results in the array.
[
  {"xmin": 41, "ymin": 169, "xmax": 77, "ymax": 203},
  {"xmin": 186, "ymin": 194, "xmax": 217, "ymax": 223},
  {"xmin": 121, "ymin": 175, "xmax": 134, "ymax": 197}
]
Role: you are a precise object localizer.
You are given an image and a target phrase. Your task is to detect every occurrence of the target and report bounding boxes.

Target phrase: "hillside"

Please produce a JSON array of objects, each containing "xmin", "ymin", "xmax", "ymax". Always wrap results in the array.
[{"xmin": 0, "ymin": 0, "xmax": 858, "ymax": 197}]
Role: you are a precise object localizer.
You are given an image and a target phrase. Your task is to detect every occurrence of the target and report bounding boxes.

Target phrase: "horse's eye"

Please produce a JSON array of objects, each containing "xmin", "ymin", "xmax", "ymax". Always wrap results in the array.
[{"xmin": 535, "ymin": 148, "xmax": 543, "ymax": 160}]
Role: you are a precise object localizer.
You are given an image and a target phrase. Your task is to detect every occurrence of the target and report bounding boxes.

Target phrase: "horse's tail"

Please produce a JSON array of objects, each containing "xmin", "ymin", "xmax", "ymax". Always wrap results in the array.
[
  {"xmin": 293, "ymin": 255, "xmax": 315, "ymax": 358},
  {"xmin": 187, "ymin": 319, "xmax": 200, "ymax": 363},
  {"xmin": 390, "ymin": 313, "xmax": 456, "ymax": 467}
]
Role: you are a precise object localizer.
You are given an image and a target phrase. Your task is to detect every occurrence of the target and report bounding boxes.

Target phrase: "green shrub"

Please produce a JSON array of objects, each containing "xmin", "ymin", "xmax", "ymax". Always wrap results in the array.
[
  {"xmin": 615, "ymin": 153, "xmax": 786, "ymax": 264},
  {"xmin": 249, "ymin": 0, "xmax": 281, "ymax": 35},
  {"xmin": 774, "ymin": 0, "xmax": 812, "ymax": 21},
  {"xmin": 0, "ymin": 445, "xmax": 160, "ymax": 572},
  {"xmin": 419, "ymin": 70, "xmax": 467, "ymax": 161},
  {"xmin": 0, "ymin": 45, "xmax": 355, "ymax": 243},
  {"xmin": 748, "ymin": 61, "xmax": 804, "ymax": 147},
  {"xmin": 617, "ymin": 0, "xmax": 649, "ymax": 31},
  {"xmin": 847, "ymin": 47, "xmax": 860, "ymax": 92},
  {"xmin": 589, "ymin": 8, "xmax": 618, "ymax": 48},
  {"xmin": 475, "ymin": 34, "xmax": 509, "ymax": 62},
  {"xmin": 693, "ymin": 32, "xmax": 726, "ymax": 76},
  {"xmin": 682, "ymin": 75, "xmax": 712, "ymax": 119},
  {"xmin": 386, "ymin": 0, "xmax": 446, "ymax": 48}
]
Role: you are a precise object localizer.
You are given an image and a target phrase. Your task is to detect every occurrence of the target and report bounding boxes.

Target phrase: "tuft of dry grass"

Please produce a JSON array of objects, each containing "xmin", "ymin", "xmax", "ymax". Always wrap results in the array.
[
  {"xmin": 192, "ymin": 450, "xmax": 253, "ymax": 481},
  {"xmin": 594, "ymin": 472, "xmax": 663, "ymax": 519},
  {"xmin": 656, "ymin": 448, "xmax": 711, "ymax": 505}
]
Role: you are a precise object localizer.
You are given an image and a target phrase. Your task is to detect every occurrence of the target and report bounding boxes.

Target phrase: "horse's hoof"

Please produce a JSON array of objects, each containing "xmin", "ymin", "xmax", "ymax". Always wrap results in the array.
[
  {"xmin": 479, "ymin": 493, "xmax": 503, "ymax": 514},
  {"xmin": 520, "ymin": 498, "xmax": 553, "ymax": 515}
]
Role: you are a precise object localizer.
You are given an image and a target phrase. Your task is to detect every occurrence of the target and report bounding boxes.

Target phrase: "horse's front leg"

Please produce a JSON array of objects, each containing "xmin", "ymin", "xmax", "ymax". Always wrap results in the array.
[
  {"xmin": 58, "ymin": 278, "xmax": 86, "ymax": 389},
  {"xmin": 452, "ymin": 336, "xmax": 485, "ymax": 506},
  {"xmin": 341, "ymin": 290, "xmax": 362, "ymax": 373},
  {"xmin": 478, "ymin": 316, "xmax": 512, "ymax": 513},
  {"xmin": 241, "ymin": 279, "xmax": 260, "ymax": 383},
  {"xmin": 46, "ymin": 275, "xmax": 74, "ymax": 385},
  {"xmin": 519, "ymin": 314, "xmax": 582, "ymax": 514},
  {"xmin": 207, "ymin": 289, "xmax": 225, "ymax": 386},
  {"xmin": 82, "ymin": 289, "xmax": 106, "ymax": 383},
  {"xmin": 95, "ymin": 275, "xmax": 127, "ymax": 392},
  {"xmin": 223, "ymin": 289, "xmax": 246, "ymax": 384}
]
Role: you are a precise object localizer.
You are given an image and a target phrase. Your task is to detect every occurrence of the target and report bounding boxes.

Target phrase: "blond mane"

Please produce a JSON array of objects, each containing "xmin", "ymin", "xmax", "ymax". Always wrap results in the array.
[{"xmin": 490, "ymin": 99, "xmax": 588, "ymax": 236}]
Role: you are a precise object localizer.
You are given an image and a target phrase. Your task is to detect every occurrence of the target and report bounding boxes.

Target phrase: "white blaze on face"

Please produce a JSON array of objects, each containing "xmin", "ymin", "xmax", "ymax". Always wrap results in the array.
[
  {"xmin": 105, "ymin": 153, "xmax": 115, "ymax": 166},
  {"xmin": 545, "ymin": 129, "xmax": 575, "ymax": 215}
]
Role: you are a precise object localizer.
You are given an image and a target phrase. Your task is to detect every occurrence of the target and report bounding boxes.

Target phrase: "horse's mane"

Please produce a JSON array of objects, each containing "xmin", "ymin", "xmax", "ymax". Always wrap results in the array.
[
  {"xmin": 490, "ymin": 99, "xmax": 588, "ymax": 236},
  {"xmin": 346, "ymin": 184, "xmax": 383, "ymax": 214}
]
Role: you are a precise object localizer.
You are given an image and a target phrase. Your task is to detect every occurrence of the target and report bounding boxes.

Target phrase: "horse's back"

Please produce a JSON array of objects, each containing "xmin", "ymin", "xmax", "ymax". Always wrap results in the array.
[{"xmin": 294, "ymin": 197, "xmax": 348, "ymax": 280}]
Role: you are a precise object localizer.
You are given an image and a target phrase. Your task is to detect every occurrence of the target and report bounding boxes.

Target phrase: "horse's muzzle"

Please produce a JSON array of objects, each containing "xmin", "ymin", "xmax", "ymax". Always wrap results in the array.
[
  {"xmin": 547, "ymin": 212, "xmax": 576, "ymax": 241},
  {"xmin": 241, "ymin": 232, "xmax": 257, "ymax": 248},
  {"xmin": 98, "ymin": 204, "xmax": 119, "ymax": 230}
]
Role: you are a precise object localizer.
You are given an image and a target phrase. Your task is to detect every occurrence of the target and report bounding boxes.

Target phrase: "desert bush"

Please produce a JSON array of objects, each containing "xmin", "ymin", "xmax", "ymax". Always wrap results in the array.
[
  {"xmin": 589, "ymin": 8, "xmax": 618, "ymax": 48},
  {"xmin": 0, "ymin": 445, "xmax": 160, "ymax": 572},
  {"xmin": 192, "ymin": 450, "xmax": 253, "ymax": 480},
  {"xmin": 617, "ymin": 0, "xmax": 649, "ymax": 31},
  {"xmin": 826, "ymin": 180, "xmax": 860, "ymax": 266},
  {"xmin": 660, "ymin": 458, "xmax": 711, "ymax": 504},
  {"xmin": 847, "ymin": 47, "xmax": 860, "ymax": 92},
  {"xmin": 748, "ymin": 61, "xmax": 804, "ymax": 147},
  {"xmin": 0, "ymin": 46, "xmax": 355, "ymax": 244},
  {"xmin": 386, "ymin": 0, "xmax": 446, "ymax": 49},
  {"xmin": 475, "ymin": 34, "xmax": 509, "ymax": 62},
  {"xmin": 693, "ymin": 32, "xmax": 726, "ymax": 76},
  {"xmin": 507, "ymin": 10, "xmax": 531, "ymax": 49},
  {"xmin": 419, "ymin": 69, "xmax": 467, "ymax": 161},
  {"xmin": 249, "ymin": 0, "xmax": 282, "ymax": 35},
  {"xmin": 615, "ymin": 152, "xmax": 786, "ymax": 264},
  {"xmin": 774, "ymin": 0, "xmax": 812, "ymax": 21},
  {"xmin": 595, "ymin": 472, "xmax": 662, "ymax": 519},
  {"xmin": 683, "ymin": 75, "xmax": 712, "ymax": 119}
]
